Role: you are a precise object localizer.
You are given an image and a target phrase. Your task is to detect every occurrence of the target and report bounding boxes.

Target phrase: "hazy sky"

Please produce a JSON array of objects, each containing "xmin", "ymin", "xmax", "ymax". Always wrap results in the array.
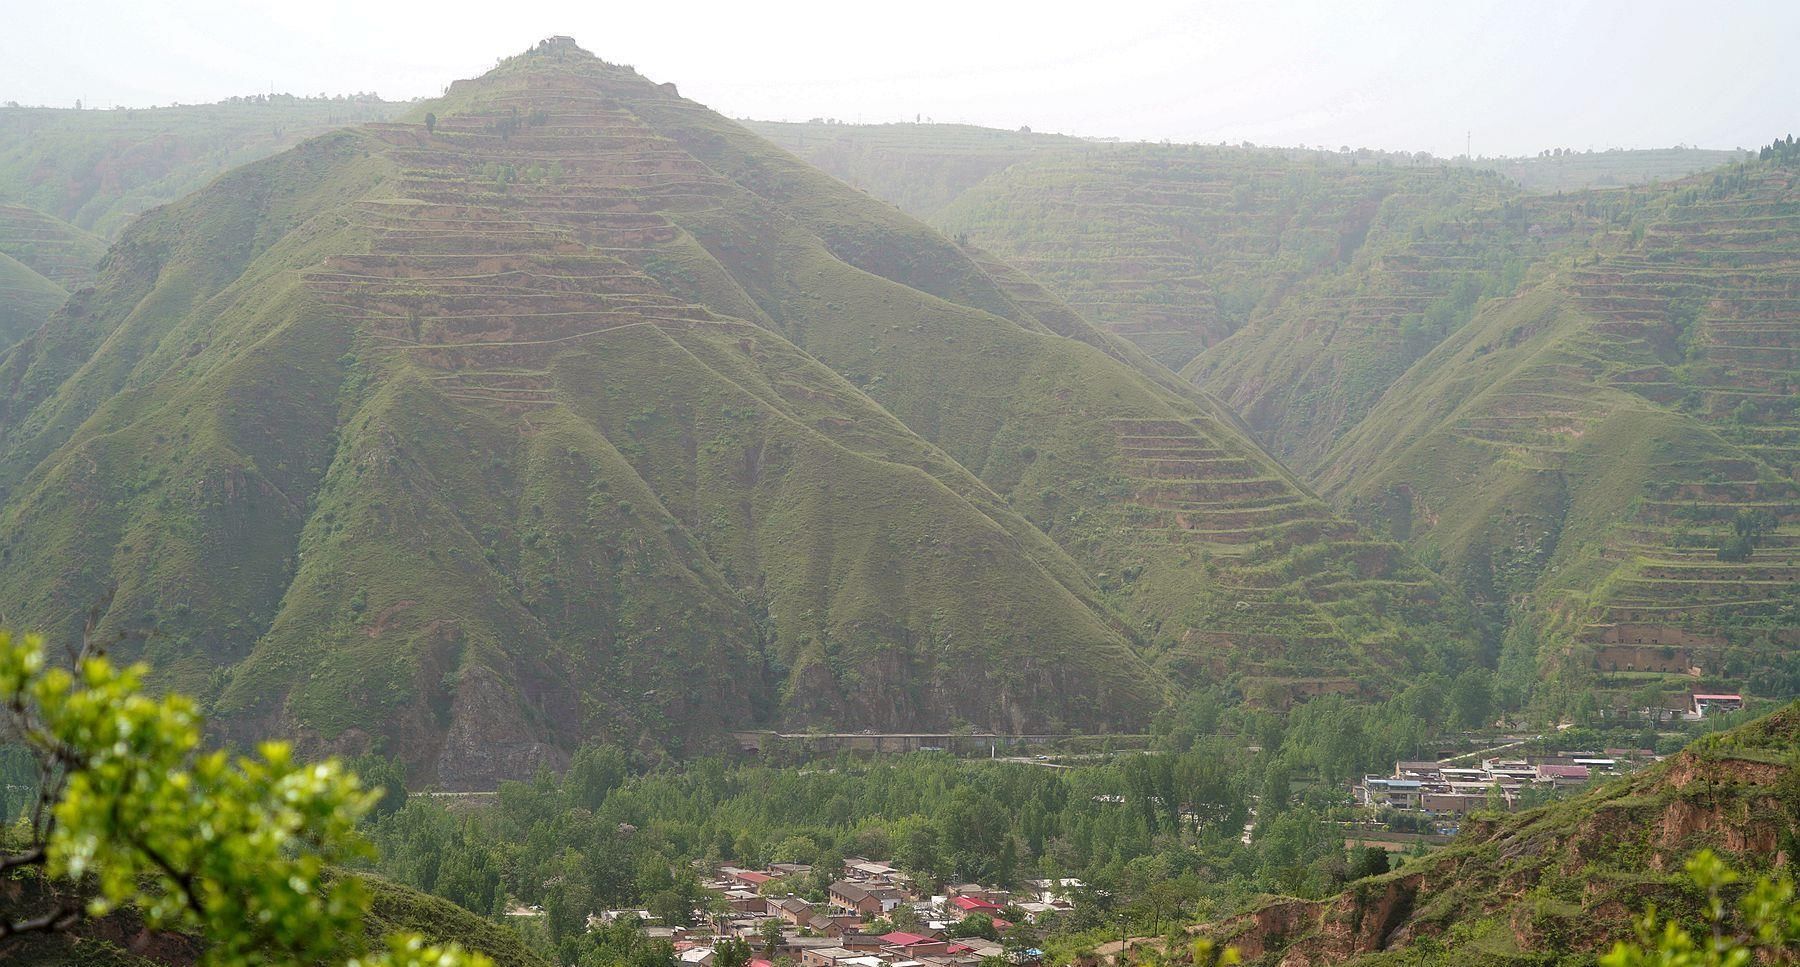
[{"xmin": 3, "ymin": 0, "xmax": 1795, "ymax": 158}]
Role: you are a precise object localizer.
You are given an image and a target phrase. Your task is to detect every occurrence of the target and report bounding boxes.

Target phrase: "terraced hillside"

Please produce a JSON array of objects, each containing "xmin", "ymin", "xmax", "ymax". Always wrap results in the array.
[
  {"xmin": 931, "ymin": 150, "xmax": 1522, "ymax": 369},
  {"xmin": 0, "ymin": 97, "xmax": 405, "ymax": 238},
  {"xmin": 1317, "ymin": 162, "xmax": 1800, "ymax": 711},
  {"xmin": 0, "ymin": 204, "xmax": 107, "ymax": 344},
  {"xmin": 1469, "ymin": 146, "xmax": 1749, "ymax": 193},
  {"xmin": 1186, "ymin": 187, "xmax": 1615, "ymax": 473},
  {"xmin": 746, "ymin": 120, "xmax": 1087, "ymax": 220},
  {"xmin": 1200, "ymin": 701, "xmax": 1800, "ymax": 967},
  {"xmin": 0, "ymin": 39, "xmax": 1483, "ymax": 784}
]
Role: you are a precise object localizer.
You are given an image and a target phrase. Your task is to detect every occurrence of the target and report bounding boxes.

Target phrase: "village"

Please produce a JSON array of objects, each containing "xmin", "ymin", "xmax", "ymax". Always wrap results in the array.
[
  {"xmin": 575, "ymin": 858, "xmax": 1080, "ymax": 967},
  {"xmin": 1355, "ymin": 747, "xmax": 1662, "ymax": 821}
]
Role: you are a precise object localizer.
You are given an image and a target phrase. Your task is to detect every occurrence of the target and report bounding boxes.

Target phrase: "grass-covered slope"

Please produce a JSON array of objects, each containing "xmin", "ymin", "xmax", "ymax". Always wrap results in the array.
[
  {"xmin": 1316, "ymin": 164, "xmax": 1800, "ymax": 711},
  {"xmin": 0, "ymin": 98, "xmax": 405, "ymax": 239},
  {"xmin": 619, "ymin": 58, "xmax": 1486, "ymax": 700},
  {"xmin": 0, "ymin": 204, "xmax": 109, "ymax": 345},
  {"xmin": 0, "ymin": 41, "xmax": 1174, "ymax": 786},
  {"xmin": 1185, "ymin": 187, "xmax": 1616, "ymax": 474},
  {"xmin": 0, "ymin": 248, "xmax": 66, "ymax": 348},
  {"xmin": 1202, "ymin": 701, "xmax": 1800, "ymax": 967},
  {"xmin": 933, "ymin": 148, "xmax": 1525, "ymax": 371},
  {"xmin": 0, "ymin": 40, "xmax": 1487, "ymax": 784}
]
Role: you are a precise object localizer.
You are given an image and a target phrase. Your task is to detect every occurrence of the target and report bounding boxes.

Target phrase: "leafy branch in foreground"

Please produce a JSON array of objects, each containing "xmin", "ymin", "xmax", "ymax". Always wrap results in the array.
[
  {"xmin": 0, "ymin": 628, "xmax": 492, "ymax": 967},
  {"xmin": 1599, "ymin": 850, "xmax": 1798, "ymax": 967}
]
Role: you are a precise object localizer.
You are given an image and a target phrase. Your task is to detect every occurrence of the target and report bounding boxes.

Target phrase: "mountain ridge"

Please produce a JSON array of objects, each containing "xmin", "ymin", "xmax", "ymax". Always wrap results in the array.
[{"xmin": 0, "ymin": 38, "xmax": 1483, "ymax": 785}]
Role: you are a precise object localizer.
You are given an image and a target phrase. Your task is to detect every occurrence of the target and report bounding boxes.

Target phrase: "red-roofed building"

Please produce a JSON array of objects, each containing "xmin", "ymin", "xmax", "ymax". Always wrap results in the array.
[
  {"xmin": 879, "ymin": 933, "xmax": 933, "ymax": 948},
  {"xmin": 1535, "ymin": 763, "xmax": 1590, "ymax": 786},
  {"xmin": 950, "ymin": 896, "xmax": 1002, "ymax": 915},
  {"xmin": 730, "ymin": 870, "xmax": 775, "ymax": 887}
]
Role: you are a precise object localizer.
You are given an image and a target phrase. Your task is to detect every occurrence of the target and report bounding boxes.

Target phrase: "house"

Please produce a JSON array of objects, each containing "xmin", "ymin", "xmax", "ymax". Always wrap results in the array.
[
  {"xmin": 804, "ymin": 912, "xmax": 861, "ymax": 937},
  {"xmin": 678, "ymin": 948, "xmax": 714, "ymax": 967},
  {"xmin": 947, "ymin": 895, "xmax": 1004, "ymax": 917},
  {"xmin": 945, "ymin": 884, "xmax": 1009, "ymax": 904},
  {"xmin": 773, "ymin": 897, "xmax": 816, "ymax": 926},
  {"xmin": 727, "ymin": 869, "xmax": 777, "ymax": 889},
  {"xmin": 1691, "ymin": 693, "xmax": 1744, "ymax": 717},
  {"xmin": 724, "ymin": 889, "xmax": 770, "ymax": 913},
  {"xmin": 1535, "ymin": 763, "xmax": 1590, "ymax": 787},
  {"xmin": 771, "ymin": 937, "xmax": 842, "ymax": 961},
  {"xmin": 829, "ymin": 880, "xmax": 907, "ymax": 917},
  {"xmin": 1357, "ymin": 777, "xmax": 1423, "ymax": 809},
  {"xmin": 842, "ymin": 858, "xmax": 900, "ymax": 880},
  {"xmin": 799, "ymin": 947, "xmax": 859, "ymax": 967}
]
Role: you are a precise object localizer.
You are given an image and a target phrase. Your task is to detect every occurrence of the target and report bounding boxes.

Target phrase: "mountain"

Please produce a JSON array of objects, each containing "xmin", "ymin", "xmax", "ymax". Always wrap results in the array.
[
  {"xmin": 0, "ymin": 99, "xmax": 406, "ymax": 350},
  {"xmin": 745, "ymin": 120, "xmax": 1087, "ymax": 221},
  {"xmin": 1315, "ymin": 162, "xmax": 1800, "ymax": 711},
  {"xmin": 0, "ymin": 39, "xmax": 1481, "ymax": 786},
  {"xmin": 0, "ymin": 203, "xmax": 108, "ymax": 344},
  {"xmin": 1184, "ymin": 185, "xmax": 1608, "ymax": 475},
  {"xmin": 1201, "ymin": 701, "xmax": 1800, "ymax": 966},
  {"xmin": 754, "ymin": 119, "xmax": 1793, "ymax": 710},
  {"xmin": 932, "ymin": 148, "xmax": 1527, "ymax": 371},
  {"xmin": 750, "ymin": 123, "xmax": 1743, "ymax": 375},
  {"xmin": 0, "ymin": 97, "xmax": 405, "ymax": 239}
]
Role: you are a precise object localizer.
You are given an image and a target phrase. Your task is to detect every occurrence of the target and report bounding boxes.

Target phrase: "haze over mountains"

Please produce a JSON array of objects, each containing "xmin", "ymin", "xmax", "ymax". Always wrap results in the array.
[
  {"xmin": 0, "ymin": 38, "xmax": 1791, "ymax": 784},
  {"xmin": 758, "ymin": 119, "xmax": 1800, "ymax": 723},
  {"xmin": 0, "ymin": 40, "xmax": 1492, "ymax": 787},
  {"xmin": 0, "ymin": 28, "xmax": 1795, "ymax": 967}
]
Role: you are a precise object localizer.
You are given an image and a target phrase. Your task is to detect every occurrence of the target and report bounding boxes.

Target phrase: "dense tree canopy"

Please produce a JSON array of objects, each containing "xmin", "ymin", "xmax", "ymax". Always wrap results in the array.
[{"xmin": 0, "ymin": 629, "xmax": 489, "ymax": 967}]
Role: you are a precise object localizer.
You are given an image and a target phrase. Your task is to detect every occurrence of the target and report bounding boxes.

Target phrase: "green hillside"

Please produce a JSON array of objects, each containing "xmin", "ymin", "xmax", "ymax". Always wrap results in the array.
[
  {"xmin": 0, "ymin": 39, "xmax": 1485, "ymax": 786},
  {"xmin": 755, "ymin": 119, "xmax": 1788, "ymax": 709},
  {"xmin": 933, "ymin": 148, "xmax": 1524, "ymax": 370},
  {"xmin": 1316, "ymin": 161, "xmax": 1800, "ymax": 713},
  {"xmin": 0, "ymin": 97, "xmax": 406, "ymax": 239},
  {"xmin": 1201, "ymin": 701, "xmax": 1800, "ymax": 966},
  {"xmin": 0, "ymin": 203, "xmax": 108, "ymax": 344},
  {"xmin": 1185, "ymin": 185, "xmax": 1614, "ymax": 474},
  {"xmin": 0, "ymin": 248, "xmax": 66, "ymax": 347}
]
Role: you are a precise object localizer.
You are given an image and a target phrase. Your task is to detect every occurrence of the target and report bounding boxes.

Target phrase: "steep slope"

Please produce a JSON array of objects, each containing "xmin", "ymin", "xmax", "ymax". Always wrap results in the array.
[
  {"xmin": 932, "ymin": 148, "xmax": 1519, "ymax": 370},
  {"xmin": 0, "ymin": 98, "xmax": 405, "ymax": 238},
  {"xmin": 599, "ymin": 52, "xmax": 1485, "ymax": 699},
  {"xmin": 0, "ymin": 249, "xmax": 66, "ymax": 348},
  {"xmin": 1202, "ymin": 701, "xmax": 1800, "ymax": 966},
  {"xmin": 1185, "ymin": 188, "xmax": 1610, "ymax": 474},
  {"xmin": 0, "ymin": 43, "xmax": 1164, "ymax": 785},
  {"xmin": 1317, "ymin": 163, "xmax": 1800, "ymax": 710},
  {"xmin": 0, "ymin": 204, "xmax": 108, "ymax": 344},
  {"xmin": 0, "ymin": 39, "xmax": 1482, "ymax": 785}
]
